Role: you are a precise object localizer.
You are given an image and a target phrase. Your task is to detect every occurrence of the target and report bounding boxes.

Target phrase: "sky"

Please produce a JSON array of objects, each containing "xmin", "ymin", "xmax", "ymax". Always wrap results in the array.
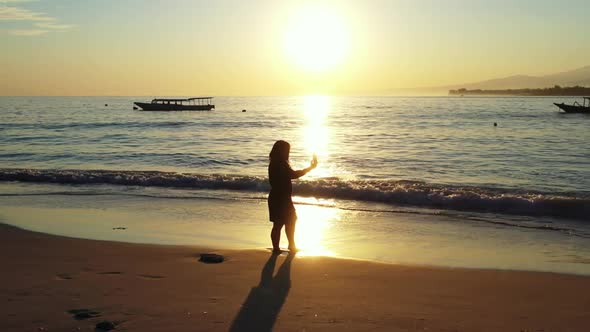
[{"xmin": 1, "ymin": 0, "xmax": 589, "ymax": 96}]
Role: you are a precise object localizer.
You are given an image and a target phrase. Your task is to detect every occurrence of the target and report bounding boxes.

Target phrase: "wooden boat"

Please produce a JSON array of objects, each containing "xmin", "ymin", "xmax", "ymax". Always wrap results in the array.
[
  {"xmin": 554, "ymin": 97, "xmax": 590, "ymax": 113},
  {"xmin": 134, "ymin": 97, "xmax": 214, "ymax": 111}
]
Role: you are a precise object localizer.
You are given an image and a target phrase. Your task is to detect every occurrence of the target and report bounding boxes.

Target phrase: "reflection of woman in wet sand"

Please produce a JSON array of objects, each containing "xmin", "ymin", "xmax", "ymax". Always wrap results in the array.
[{"xmin": 268, "ymin": 140, "xmax": 317, "ymax": 252}]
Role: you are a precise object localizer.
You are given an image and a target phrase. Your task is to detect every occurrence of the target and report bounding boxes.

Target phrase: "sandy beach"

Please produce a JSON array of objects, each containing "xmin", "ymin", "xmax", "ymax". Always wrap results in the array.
[{"xmin": 1, "ymin": 224, "xmax": 589, "ymax": 332}]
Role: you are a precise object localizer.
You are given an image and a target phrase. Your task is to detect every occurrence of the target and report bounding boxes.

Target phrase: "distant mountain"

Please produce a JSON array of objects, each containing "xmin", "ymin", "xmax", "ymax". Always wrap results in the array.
[
  {"xmin": 543, "ymin": 65, "xmax": 590, "ymax": 87},
  {"xmin": 388, "ymin": 65, "xmax": 590, "ymax": 95},
  {"xmin": 446, "ymin": 65, "xmax": 590, "ymax": 90}
]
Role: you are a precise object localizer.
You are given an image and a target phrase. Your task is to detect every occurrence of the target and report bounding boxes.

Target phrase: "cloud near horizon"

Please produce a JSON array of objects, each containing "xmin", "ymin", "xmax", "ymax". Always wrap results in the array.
[
  {"xmin": 10, "ymin": 28, "xmax": 46, "ymax": 35},
  {"xmin": 0, "ymin": 0, "xmax": 39, "ymax": 3},
  {"xmin": 0, "ymin": 1, "xmax": 73, "ymax": 36}
]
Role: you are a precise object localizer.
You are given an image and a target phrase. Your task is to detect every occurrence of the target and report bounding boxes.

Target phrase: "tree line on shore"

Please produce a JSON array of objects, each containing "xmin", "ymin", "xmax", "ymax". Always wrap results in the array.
[{"xmin": 449, "ymin": 85, "xmax": 590, "ymax": 96}]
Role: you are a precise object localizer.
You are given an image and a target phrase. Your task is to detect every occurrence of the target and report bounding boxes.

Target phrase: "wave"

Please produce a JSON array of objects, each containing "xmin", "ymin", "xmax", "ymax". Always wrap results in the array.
[
  {"xmin": 0, "ymin": 121, "xmax": 193, "ymax": 131},
  {"xmin": 1, "ymin": 168, "xmax": 588, "ymax": 220},
  {"xmin": 0, "ymin": 120, "xmax": 272, "ymax": 132}
]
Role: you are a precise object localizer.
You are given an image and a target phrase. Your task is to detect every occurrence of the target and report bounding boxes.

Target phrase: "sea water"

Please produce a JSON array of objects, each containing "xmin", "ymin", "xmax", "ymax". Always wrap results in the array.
[{"xmin": 1, "ymin": 96, "xmax": 589, "ymax": 274}]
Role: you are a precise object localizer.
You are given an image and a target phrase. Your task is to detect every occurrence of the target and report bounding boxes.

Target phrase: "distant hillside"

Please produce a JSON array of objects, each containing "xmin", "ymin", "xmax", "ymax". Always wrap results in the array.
[
  {"xmin": 449, "ymin": 86, "xmax": 590, "ymax": 96},
  {"xmin": 446, "ymin": 65, "xmax": 590, "ymax": 90},
  {"xmin": 391, "ymin": 65, "xmax": 590, "ymax": 95}
]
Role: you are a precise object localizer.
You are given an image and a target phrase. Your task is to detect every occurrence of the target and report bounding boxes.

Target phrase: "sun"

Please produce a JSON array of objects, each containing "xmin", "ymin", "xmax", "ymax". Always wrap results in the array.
[{"xmin": 283, "ymin": 5, "xmax": 350, "ymax": 72}]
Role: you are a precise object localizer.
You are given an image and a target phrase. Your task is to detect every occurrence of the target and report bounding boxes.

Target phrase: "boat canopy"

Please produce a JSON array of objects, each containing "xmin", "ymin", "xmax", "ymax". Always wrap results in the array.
[
  {"xmin": 572, "ymin": 97, "xmax": 590, "ymax": 108},
  {"xmin": 151, "ymin": 97, "xmax": 213, "ymax": 105}
]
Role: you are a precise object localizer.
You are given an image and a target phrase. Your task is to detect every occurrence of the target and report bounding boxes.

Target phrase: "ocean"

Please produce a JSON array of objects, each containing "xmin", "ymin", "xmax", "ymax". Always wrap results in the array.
[{"xmin": 1, "ymin": 96, "xmax": 589, "ymax": 274}]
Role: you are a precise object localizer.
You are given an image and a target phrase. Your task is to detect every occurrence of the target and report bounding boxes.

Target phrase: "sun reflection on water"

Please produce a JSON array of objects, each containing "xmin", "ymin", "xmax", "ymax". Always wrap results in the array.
[
  {"xmin": 302, "ymin": 95, "xmax": 332, "ymax": 178},
  {"xmin": 290, "ymin": 96, "xmax": 339, "ymax": 257}
]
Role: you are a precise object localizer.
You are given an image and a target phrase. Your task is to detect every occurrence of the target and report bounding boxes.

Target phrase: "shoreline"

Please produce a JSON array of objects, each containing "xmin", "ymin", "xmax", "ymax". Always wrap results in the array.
[
  {"xmin": 3, "ymin": 222, "xmax": 589, "ymax": 278},
  {"xmin": 0, "ymin": 222, "xmax": 590, "ymax": 280},
  {"xmin": 2, "ymin": 184, "xmax": 590, "ymax": 276},
  {"xmin": 2, "ymin": 223, "xmax": 590, "ymax": 331}
]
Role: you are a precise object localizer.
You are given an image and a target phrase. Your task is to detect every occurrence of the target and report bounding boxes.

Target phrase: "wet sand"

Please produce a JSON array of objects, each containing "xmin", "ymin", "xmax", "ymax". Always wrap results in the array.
[{"xmin": 1, "ymin": 223, "xmax": 590, "ymax": 332}]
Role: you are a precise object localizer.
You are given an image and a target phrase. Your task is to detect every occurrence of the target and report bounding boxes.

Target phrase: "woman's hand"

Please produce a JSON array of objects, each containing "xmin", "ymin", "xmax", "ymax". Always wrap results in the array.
[{"xmin": 310, "ymin": 154, "xmax": 318, "ymax": 169}]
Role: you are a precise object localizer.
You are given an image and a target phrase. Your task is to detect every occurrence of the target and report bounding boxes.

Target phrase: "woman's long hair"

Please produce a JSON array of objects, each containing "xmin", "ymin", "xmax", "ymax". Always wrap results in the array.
[{"xmin": 269, "ymin": 140, "xmax": 290, "ymax": 164}]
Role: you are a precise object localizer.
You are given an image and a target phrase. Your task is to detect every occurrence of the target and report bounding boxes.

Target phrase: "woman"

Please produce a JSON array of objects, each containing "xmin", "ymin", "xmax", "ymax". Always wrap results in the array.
[{"xmin": 268, "ymin": 140, "xmax": 317, "ymax": 253}]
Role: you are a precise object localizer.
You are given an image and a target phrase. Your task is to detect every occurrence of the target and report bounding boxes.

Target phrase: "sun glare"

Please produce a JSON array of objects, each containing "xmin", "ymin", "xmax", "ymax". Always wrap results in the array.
[
  {"xmin": 283, "ymin": 5, "xmax": 350, "ymax": 72},
  {"xmin": 292, "ymin": 202, "xmax": 339, "ymax": 257}
]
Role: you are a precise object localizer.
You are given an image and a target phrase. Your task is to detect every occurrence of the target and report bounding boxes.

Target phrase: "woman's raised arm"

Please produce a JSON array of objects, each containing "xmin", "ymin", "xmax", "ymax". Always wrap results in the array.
[{"xmin": 289, "ymin": 155, "xmax": 318, "ymax": 179}]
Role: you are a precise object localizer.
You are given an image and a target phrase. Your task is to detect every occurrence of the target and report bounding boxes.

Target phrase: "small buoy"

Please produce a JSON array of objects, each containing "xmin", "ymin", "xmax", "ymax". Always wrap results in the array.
[
  {"xmin": 104, "ymin": 104, "xmax": 108, "ymax": 107},
  {"xmin": 493, "ymin": 122, "xmax": 498, "ymax": 127},
  {"xmin": 242, "ymin": 109, "xmax": 246, "ymax": 112}
]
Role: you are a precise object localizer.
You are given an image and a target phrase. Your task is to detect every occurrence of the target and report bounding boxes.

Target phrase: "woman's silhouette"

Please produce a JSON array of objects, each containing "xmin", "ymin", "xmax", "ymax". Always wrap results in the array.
[{"xmin": 268, "ymin": 140, "xmax": 317, "ymax": 252}]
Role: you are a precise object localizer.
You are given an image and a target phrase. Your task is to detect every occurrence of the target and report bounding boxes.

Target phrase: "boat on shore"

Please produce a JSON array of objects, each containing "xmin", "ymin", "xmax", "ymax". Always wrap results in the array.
[
  {"xmin": 134, "ymin": 97, "xmax": 214, "ymax": 111},
  {"xmin": 554, "ymin": 97, "xmax": 590, "ymax": 114}
]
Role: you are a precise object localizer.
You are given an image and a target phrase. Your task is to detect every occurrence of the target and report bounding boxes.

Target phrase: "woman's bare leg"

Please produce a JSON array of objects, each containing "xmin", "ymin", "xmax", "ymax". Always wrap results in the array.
[
  {"xmin": 285, "ymin": 221, "xmax": 297, "ymax": 251},
  {"xmin": 271, "ymin": 223, "xmax": 283, "ymax": 251}
]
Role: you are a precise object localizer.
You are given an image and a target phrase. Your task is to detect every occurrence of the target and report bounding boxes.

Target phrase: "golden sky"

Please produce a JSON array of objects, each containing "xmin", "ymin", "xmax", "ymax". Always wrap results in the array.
[{"xmin": 1, "ymin": 0, "xmax": 589, "ymax": 96}]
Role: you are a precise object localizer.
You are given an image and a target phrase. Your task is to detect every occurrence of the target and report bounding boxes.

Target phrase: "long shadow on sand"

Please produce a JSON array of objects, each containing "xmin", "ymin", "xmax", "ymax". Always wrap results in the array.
[{"xmin": 229, "ymin": 252, "xmax": 294, "ymax": 332}]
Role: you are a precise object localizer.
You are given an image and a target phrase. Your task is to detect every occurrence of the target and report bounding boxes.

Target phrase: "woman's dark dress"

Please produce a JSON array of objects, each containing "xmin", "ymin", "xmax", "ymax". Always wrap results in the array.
[{"xmin": 268, "ymin": 161, "xmax": 304, "ymax": 224}]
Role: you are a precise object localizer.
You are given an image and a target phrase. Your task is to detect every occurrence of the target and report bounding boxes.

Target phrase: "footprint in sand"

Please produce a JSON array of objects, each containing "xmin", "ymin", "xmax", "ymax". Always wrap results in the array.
[
  {"xmin": 97, "ymin": 271, "xmax": 124, "ymax": 275},
  {"xmin": 55, "ymin": 273, "xmax": 74, "ymax": 280},
  {"xmin": 68, "ymin": 308, "xmax": 101, "ymax": 320},
  {"xmin": 138, "ymin": 274, "xmax": 165, "ymax": 279}
]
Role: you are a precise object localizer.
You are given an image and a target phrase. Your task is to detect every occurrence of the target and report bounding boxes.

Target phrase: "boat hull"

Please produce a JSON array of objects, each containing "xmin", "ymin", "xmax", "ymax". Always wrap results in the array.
[
  {"xmin": 134, "ymin": 102, "xmax": 214, "ymax": 111},
  {"xmin": 554, "ymin": 103, "xmax": 590, "ymax": 114}
]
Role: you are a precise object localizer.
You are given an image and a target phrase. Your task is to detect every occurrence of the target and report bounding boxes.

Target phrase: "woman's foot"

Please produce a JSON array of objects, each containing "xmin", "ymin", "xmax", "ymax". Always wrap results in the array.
[
  {"xmin": 288, "ymin": 246, "xmax": 299, "ymax": 253},
  {"xmin": 272, "ymin": 247, "xmax": 282, "ymax": 254}
]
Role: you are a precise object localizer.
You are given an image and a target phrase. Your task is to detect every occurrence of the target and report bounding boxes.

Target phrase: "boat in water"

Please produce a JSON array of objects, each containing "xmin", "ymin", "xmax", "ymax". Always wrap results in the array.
[
  {"xmin": 134, "ymin": 97, "xmax": 214, "ymax": 111},
  {"xmin": 554, "ymin": 97, "xmax": 590, "ymax": 114}
]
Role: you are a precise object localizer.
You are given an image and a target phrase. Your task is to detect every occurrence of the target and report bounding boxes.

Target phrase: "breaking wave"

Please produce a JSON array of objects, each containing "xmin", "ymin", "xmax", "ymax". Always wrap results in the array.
[{"xmin": 1, "ymin": 168, "xmax": 588, "ymax": 220}]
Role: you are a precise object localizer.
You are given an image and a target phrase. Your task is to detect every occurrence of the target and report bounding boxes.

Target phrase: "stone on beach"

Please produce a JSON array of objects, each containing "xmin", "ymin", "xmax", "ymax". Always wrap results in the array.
[
  {"xmin": 199, "ymin": 253, "xmax": 224, "ymax": 263},
  {"xmin": 95, "ymin": 320, "xmax": 116, "ymax": 331}
]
